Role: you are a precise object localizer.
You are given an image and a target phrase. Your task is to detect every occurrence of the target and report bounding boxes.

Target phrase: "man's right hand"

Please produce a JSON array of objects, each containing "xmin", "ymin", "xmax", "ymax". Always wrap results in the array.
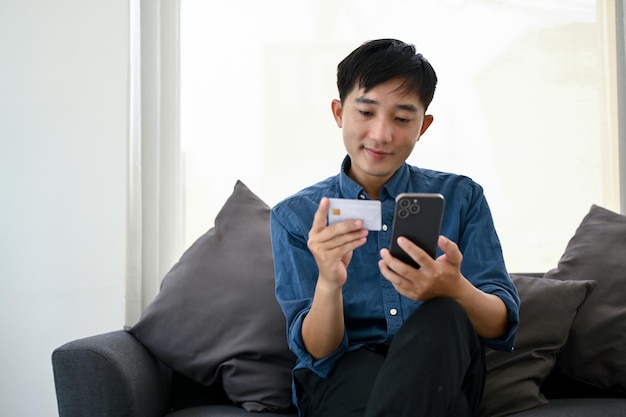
[
  {"xmin": 307, "ymin": 197, "xmax": 369, "ymax": 290},
  {"xmin": 303, "ymin": 197, "xmax": 368, "ymax": 359}
]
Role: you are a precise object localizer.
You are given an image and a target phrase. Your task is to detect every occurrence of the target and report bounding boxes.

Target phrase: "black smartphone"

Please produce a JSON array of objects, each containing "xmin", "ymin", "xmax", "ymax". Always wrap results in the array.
[{"xmin": 389, "ymin": 193, "xmax": 445, "ymax": 269}]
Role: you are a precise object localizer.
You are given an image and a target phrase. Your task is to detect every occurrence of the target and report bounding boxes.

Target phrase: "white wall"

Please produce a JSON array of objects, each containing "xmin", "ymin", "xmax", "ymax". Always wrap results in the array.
[{"xmin": 0, "ymin": 2, "xmax": 129, "ymax": 416}]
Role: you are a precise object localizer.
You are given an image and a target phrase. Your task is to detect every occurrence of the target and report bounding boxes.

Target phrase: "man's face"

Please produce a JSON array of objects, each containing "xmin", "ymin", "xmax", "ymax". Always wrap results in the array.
[{"xmin": 331, "ymin": 78, "xmax": 433, "ymax": 196}]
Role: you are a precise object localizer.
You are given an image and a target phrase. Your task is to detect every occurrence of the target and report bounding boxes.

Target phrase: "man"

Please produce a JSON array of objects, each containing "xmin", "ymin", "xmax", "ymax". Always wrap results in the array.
[{"xmin": 270, "ymin": 38, "xmax": 520, "ymax": 417}]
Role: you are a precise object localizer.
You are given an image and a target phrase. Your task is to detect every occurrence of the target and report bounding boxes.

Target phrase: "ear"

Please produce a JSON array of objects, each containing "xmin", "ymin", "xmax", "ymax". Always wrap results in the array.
[
  {"xmin": 419, "ymin": 114, "xmax": 434, "ymax": 136},
  {"xmin": 331, "ymin": 99, "xmax": 343, "ymax": 128}
]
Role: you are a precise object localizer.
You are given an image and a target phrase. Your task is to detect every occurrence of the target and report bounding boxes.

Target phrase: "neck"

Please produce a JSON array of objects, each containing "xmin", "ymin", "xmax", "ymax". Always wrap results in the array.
[{"xmin": 346, "ymin": 170, "xmax": 384, "ymax": 200}]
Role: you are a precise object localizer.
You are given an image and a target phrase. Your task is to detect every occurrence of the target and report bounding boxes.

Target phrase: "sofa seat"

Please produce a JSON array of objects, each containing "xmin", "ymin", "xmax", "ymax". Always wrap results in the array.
[{"xmin": 164, "ymin": 398, "xmax": 626, "ymax": 417}]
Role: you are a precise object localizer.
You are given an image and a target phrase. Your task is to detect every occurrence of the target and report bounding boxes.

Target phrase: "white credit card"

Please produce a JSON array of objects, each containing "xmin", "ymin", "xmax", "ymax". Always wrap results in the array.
[{"xmin": 327, "ymin": 198, "xmax": 382, "ymax": 231}]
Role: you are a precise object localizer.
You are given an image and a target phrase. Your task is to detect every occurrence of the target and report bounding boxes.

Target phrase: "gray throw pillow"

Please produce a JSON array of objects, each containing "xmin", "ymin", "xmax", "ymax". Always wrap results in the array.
[
  {"xmin": 544, "ymin": 204, "xmax": 626, "ymax": 393},
  {"xmin": 479, "ymin": 275, "xmax": 595, "ymax": 417},
  {"xmin": 129, "ymin": 180, "xmax": 296, "ymax": 412}
]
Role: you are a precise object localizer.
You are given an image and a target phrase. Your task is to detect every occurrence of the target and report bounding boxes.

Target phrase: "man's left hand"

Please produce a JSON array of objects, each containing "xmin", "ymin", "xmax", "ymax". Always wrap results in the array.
[{"xmin": 378, "ymin": 235, "xmax": 465, "ymax": 302}]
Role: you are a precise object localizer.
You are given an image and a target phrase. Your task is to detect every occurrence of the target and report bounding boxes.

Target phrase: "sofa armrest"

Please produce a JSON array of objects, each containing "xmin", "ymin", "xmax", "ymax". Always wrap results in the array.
[{"xmin": 52, "ymin": 330, "xmax": 171, "ymax": 417}]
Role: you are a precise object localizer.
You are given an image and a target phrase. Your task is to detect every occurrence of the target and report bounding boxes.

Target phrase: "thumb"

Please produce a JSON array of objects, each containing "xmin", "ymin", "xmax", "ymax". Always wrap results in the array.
[
  {"xmin": 438, "ymin": 235, "xmax": 463, "ymax": 267},
  {"xmin": 311, "ymin": 197, "xmax": 330, "ymax": 232}
]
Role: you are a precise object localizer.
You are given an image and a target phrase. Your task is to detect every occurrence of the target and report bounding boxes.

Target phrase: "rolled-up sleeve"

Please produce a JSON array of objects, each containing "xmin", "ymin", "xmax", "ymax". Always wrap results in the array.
[{"xmin": 478, "ymin": 284, "xmax": 520, "ymax": 351}]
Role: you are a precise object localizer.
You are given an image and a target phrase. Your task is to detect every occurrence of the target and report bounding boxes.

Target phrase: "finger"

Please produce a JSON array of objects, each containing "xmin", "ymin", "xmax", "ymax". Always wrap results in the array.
[
  {"xmin": 311, "ymin": 197, "xmax": 330, "ymax": 232},
  {"xmin": 378, "ymin": 256, "xmax": 406, "ymax": 286},
  {"xmin": 379, "ymin": 247, "xmax": 416, "ymax": 278},
  {"xmin": 309, "ymin": 220, "xmax": 367, "ymax": 254},
  {"xmin": 396, "ymin": 236, "xmax": 434, "ymax": 269},
  {"xmin": 378, "ymin": 256, "xmax": 421, "ymax": 300}
]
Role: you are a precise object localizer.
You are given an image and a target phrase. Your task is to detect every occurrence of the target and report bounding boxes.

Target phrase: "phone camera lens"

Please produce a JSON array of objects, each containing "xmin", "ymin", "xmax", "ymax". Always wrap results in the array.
[
  {"xmin": 410, "ymin": 203, "xmax": 420, "ymax": 214},
  {"xmin": 398, "ymin": 209, "xmax": 409, "ymax": 219},
  {"xmin": 399, "ymin": 198, "xmax": 410, "ymax": 209}
]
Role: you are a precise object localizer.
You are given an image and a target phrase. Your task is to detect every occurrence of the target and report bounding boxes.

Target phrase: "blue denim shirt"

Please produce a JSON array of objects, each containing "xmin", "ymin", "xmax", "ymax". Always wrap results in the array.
[{"xmin": 270, "ymin": 157, "xmax": 520, "ymax": 382}]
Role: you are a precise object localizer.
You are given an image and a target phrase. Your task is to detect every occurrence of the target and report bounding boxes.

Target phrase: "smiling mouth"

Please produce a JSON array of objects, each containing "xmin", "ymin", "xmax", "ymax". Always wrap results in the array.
[{"xmin": 365, "ymin": 147, "xmax": 390, "ymax": 158}]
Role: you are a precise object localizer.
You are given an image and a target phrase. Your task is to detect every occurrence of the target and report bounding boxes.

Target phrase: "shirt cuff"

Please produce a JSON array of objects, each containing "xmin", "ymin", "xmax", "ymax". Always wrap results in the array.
[
  {"xmin": 289, "ymin": 308, "xmax": 350, "ymax": 378},
  {"xmin": 480, "ymin": 285, "xmax": 520, "ymax": 352}
]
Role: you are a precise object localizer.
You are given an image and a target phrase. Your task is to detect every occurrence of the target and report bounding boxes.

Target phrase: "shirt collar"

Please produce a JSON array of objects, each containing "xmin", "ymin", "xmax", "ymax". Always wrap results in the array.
[{"xmin": 338, "ymin": 155, "xmax": 411, "ymax": 201}]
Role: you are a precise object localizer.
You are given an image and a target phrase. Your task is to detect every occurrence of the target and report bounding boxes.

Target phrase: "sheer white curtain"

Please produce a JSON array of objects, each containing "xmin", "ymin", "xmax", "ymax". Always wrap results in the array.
[
  {"xmin": 617, "ymin": 0, "xmax": 626, "ymax": 207},
  {"xmin": 179, "ymin": 0, "xmax": 621, "ymax": 274},
  {"xmin": 126, "ymin": 0, "xmax": 182, "ymax": 326}
]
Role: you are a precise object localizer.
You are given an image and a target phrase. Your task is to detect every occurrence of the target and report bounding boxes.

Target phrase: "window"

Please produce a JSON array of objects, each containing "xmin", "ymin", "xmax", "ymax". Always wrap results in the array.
[{"xmin": 179, "ymin": 0, "xmax": 621, "ymax": 272}]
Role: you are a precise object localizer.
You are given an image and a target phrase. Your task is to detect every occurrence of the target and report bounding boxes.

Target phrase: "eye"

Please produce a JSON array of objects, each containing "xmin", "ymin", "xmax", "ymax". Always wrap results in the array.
[
  {"xmin": 359, "ymin": 110, "xmax": 373, "ymax": 117},
  {"xmin": 396, "ymin": 117, "xmax": 411, "ymax": 123}
]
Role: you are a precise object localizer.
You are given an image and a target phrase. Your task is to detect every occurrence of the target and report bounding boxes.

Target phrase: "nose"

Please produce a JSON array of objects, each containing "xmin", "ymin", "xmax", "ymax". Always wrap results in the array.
[{"xmin": 370, "ymin": 117, "xmax": 393, "ymax": 143}]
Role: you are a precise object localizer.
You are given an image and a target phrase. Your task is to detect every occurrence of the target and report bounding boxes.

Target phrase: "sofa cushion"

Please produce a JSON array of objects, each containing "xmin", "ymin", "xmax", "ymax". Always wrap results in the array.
[
  {"xmin": 544, "ymin": 204, "xmax": 626, "ymax": 393},
  {"xmin": 479, "ymin": 275, "xmax": 595, "ymax": 417},
  {"xmin": 129, "ymin": 180, "xmax": 296, "ymax": 413}
]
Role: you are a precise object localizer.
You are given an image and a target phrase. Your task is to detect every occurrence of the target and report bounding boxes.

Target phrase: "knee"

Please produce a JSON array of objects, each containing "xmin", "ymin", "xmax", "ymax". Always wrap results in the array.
[
  {"xmin": 391, "ymin": 298, "xmax": 478, "ymax": 360},
  {"xmin": 411, "ymin": 297, "xmax": 473, "ymax": 333},
  {"xmin": 422, "ymin": 297, "xmax": 465, "ymax": 316}
]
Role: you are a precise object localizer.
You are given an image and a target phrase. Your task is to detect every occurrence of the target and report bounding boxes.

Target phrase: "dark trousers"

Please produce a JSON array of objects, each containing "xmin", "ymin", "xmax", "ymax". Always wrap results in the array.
[{"xmin": 294, "ymin": 298, "xmax": 486, "ymax": 417}]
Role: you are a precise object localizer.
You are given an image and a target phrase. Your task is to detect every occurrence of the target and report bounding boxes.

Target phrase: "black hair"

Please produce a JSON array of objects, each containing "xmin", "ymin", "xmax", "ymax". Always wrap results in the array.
[{"xmin": 336, "ymin": 39, "xmax": 438, "ymax": 110}]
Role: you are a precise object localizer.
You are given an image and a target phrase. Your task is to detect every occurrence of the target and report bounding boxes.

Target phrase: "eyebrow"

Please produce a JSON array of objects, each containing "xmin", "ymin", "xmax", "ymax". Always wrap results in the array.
[{"xmin": 355, "ymin": 97, "xmax": 419, "ymax": 113}]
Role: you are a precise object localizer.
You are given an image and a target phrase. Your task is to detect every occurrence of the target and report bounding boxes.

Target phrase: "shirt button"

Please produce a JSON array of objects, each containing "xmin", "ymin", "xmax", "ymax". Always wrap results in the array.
[
  {"xmin": 359, "ymin": 194, "xmax": 366, "ymax": 199},
  {"xmin": 382, "ymin": 224, "xmax": 388, "ymax": 232},
  {"xmin": 390, "ymin": 308, "xmax": 398, "ymax": 316}
]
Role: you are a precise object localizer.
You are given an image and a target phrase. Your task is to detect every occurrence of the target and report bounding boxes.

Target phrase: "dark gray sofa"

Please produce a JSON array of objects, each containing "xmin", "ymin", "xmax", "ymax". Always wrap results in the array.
[
  {"xmin": 51, "ymin": 184, "xmax": 626, "ymax": 417},
  {"xmin": 52, "ymin": 326, "xmax": 626, "ymax": 417}
]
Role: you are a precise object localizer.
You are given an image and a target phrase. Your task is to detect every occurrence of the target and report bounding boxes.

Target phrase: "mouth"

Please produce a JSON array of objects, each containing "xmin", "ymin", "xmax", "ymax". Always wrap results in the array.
[{"xmin": 364, "ymin": 147, "xmax": 390, "ymax": 159}]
